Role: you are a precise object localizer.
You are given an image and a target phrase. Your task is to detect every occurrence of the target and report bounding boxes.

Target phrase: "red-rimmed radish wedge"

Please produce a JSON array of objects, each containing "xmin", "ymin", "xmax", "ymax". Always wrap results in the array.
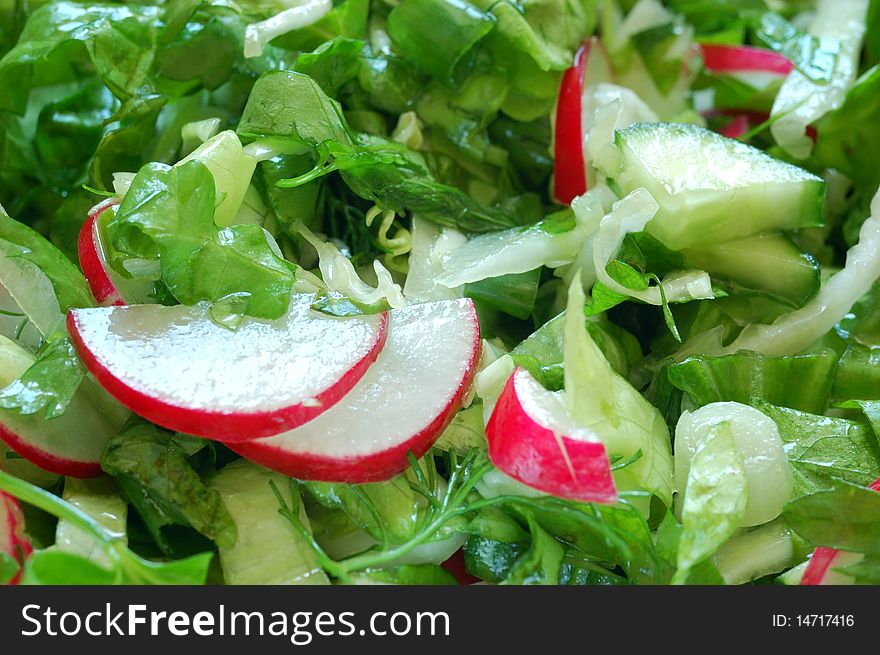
[
  {"xmin": 486, "ymin": 367, "xmax": 617, "ymax": 504},
  {"xmin": 553, "ymin": 42, "xmax": 590, "ymax": 205},
  {"xmin": 700, "ymin": 44, "xmax": 793, "ymax": 76},
  {"xmin": 800, "ymin": 476, "xmax": 880, "ymax": 585},
  {"xmin": 1, "ymin": 491, "xmax": 31, "ymax": 584},
  {"xmin": 78, "ymin": 200, "xmax": 153, "ymax": 306},
  {"xmin": 232, "ymin": 299, "xmax": 480, "ymax": 482},
  {"xmin": 0, "ymin": 336, "xmax": 126, "ymax": 478},
  {"xmin": 68, "ymin": 295, "xmax": 388, "ymax": 441}
]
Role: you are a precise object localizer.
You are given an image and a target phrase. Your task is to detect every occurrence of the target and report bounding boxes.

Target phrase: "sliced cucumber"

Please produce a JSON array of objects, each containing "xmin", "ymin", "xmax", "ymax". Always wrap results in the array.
[
  {"xmin": 683, "ymin": 232, "xmax": 820, "ymax": 306},
  {"xmin": 711, "ymin": 519, "xmax": 795, "ymax": 585},
  {"xmin": 209, "ymin": 460, "xmax": 328, "ymax": 585},
  {"xmin": 610, "ymin": 123, "xmax": 825, "ymax": 249}
]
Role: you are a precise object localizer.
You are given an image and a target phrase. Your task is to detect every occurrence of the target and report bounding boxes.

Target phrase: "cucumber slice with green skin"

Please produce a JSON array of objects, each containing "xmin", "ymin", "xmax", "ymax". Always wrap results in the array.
[
  {"xmin": 209, "ymin": 460, "xmax": 328, "ymax": 585},
  {"xmin": 683, "ymin": 232, "xmax": 820, "ymax": 306},
  {"xmin": 611, "ymin": 123, "xmax": 825, "ymax": 250},
  {"xmin": 711, "ymin": 519, "xmax": 795, "ymax": 585}
]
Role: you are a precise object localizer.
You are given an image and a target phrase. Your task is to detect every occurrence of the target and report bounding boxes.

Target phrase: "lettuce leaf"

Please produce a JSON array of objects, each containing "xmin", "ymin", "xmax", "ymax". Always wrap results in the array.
[
  {"xmin": 783, "ymin": 479, "xmax": 880, "ymax": 554},
  {"xmin": 769, "ymin": 0, "xmax": 868, "ymax": 159},
  {"xmin": 0, "ymin": 338, "xmax": 85, "ymax": 420},
  {"xmin": 101, "ymin": 421, "xmax": 236, "ymax": 555},
  {"xmin": 668, "ymin": 350, "xmax": 837, "ymax": 414},
  {"xmin": 293, "ymin": 36, "xmax": 364, "ymax": 95},
  {"xmin": 107, "ymin": 159, "xmax": 296, "ymax": 320},
  {"xmin": 0, "ymin": 3, "xmax": 161, "ymax": 115},
  {"xmin": 564, "ymin": 275, "xmax": 674, "ymax": 505},
  {"xmin": 753, "ymin": 400, "xmax": 880, "ymax": 499},
  {"xmin": 0, "ymin": 206, "xmax": 94, "ymax": 338},
  {"xmin": 674, "ymin": 422, "xmax": 747, "ymax": 583},
  {"xmin": 238, "ymin": 70, "xmax": 523, "ymax": 233},
  {"xmin": 387, "ymin": 0, "xmax": 495, "ymax": 81}
]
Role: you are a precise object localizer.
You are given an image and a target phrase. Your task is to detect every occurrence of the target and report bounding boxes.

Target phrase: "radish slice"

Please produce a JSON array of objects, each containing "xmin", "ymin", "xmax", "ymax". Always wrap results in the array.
[
  {"xmin": 232, "ymin": 299, "xmax": 480, "ymax": 482},
  {"xmin": 0, "ymin": 491, "xmax": 31, "ymax": 584},
  {"xmin": 0, "ymin": 336, "xmax": 126, "ymax": 478},
  {"xmin": 700, "ymin": 43, "xmax": 793, "ymax": 76},
  {"xmin": 800, "ymin": 477, "xmax": 880, "ymax": 585},
  {"xmin": 78, "ymin": 200, "xmax": 153, "ymax": 306},
  {"xmin": 441, "ymin": 549, "xmax": 480, "ymax": 585},
  {"xmin": 553, "ymin": 42, "xmax": 590, "ymax": 205},
  {"xmin": 717, "ymin": 113, "xmax": 751, "ymax": 139},
  {"xmin": 68, "ymin": 296, "xmax": 389, "ymax": 441},
  {"xmin": 486, "ymin": 367, "xmax": 617, "ymax": 504},
  {"xmin": 706, "ymin": 111, "xmax": 816, "ymax": 144}
]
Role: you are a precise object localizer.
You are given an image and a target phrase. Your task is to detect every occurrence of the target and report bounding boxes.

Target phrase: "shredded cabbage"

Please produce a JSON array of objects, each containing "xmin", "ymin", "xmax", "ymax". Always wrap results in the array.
[
  {"xmin": 180, "ymin": 118, "xmax": 222, "ymax": 157},
  {"xmin": 562, "ymin": 273, "xmax": 674, "ymax": 506},
  {"xmin": 675, "ymin": 402, "xmax": 792, "ymax": 527},
  {"xmin": 712, "ymin": 185, "xmax": 880, "ymax": 356},
  {"xmin": 244, "ymin": 0, "xmax": 333, "ymax": 59},
  {"xmin": 111, "ymin": 172, "xmax": 136, "ymax": 197},
  {"xmin": 436, "ymin": 189, "xmax": 614, "ymax": 289},
  {"xmin": 296, "ymin": 223, "xmax": 406, "ymax": 309},
  {"xmin": 770, "ymin": 0, "xmax": 869, "ymax": 159},
  {"xmin": 391, "ymin": 111, "xmax": 424, "ymax": 150},
  {"xmin": 554, "ymin": 186, "xmax": 618, "ymax": 293},
  {"xmin": 593, "ymin": 188, "xmax": 715, "ymax": 305},
  {"xmin": 365, "ymin": 206, "xmax": 412, "ymax": 264},
  {"xmin": 584, "ymin": 82, "xmax": 660, "ymax": 177},
  {"xmin": 402, "ymin": 217, "xmax": 466, "ymax": 302},
  {"xmin": 179, "ymin": 130, "xmax": 258, "ymax": 227}
]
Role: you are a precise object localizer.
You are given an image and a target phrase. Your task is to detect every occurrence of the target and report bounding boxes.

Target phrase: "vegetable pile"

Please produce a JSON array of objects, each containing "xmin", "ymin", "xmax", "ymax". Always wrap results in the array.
[{"xmin": 1, "ymin": 0, "xmax": 880, "ymax": 586}]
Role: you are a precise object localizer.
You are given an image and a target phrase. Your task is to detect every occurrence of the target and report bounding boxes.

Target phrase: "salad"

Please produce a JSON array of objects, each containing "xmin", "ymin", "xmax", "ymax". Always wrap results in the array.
[{"xmin": 0, "ymin": 0, "xmax": 879, "ymax": 587}]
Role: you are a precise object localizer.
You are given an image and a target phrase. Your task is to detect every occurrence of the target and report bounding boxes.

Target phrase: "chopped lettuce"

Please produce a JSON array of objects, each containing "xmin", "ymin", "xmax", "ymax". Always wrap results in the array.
[
  {"xmin": 673, "ymin": 422, "xmax": 747, "ymax": 584},
  {"xmin": 101, "ymin": 421, "xmax": 236, "ymax": 555},
  {"xmin": 754, "ymin": 400, "xmax": 880, "ymax": 499},
  {"xmin": 783, "ymin": 479, "xmax": 880, "ymax": 555},
  {"xmin": 668, "ymin": 350, "xmax": 837, "ymax": 414},
  {"xmin": 592, "ymin": 188, "xmax": 714, "ymax": 306},
  {"xmin": 435, "ymin": 209, "xmax": 595, "ymax": 288},
  {"xmin": 107, "ymin": 159, "xmax": 297, "ymax": 320},
  {"xmin": 0, "ymin": 205, "xmax": 93, "ymax": 338},
  {"xmin": 563, "ymin": 275, "xmax": 674, "ymax": 506}
]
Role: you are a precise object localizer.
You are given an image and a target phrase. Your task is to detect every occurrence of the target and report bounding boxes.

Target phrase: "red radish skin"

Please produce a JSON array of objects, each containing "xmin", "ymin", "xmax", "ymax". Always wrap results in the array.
[
  {"xmin": 700, "ymin": 44, "xmax": 794, "ymax": 75},
  {"xmin": 80, "ymin": 199, "xmax": 153, "ymax": 307},
  {"xmin": 232, "ymin": 300, "xmax": 481, "ymax": 483},
  {"xmin": 0, "ymin": 424, "xmax": 102, "ymax": 478},
  {"xmin": 553, "ymin": 42, "xmax": 590, "ymax": 205},
  {"xmin": 78, "ymin": 210, "xmax": 125, "ymax": 307},
  {"xmin": 705, "ymin": 110, "xmax": 817, "ymax": 144},
  {"xmin": 88, "ymin": 197, "xmax": 119, "ymax": 220},
  {"xmin": 67, "ymin": 301, "xmax": 389, "ymax": 442},
  {"xmin": 717, "ymin": 113, "xmax": 751, "ymax": 139},
  {"xmin": 486, "ymin": 368, "xmax": 617, "ymax": 504},
  {"xmin": 441, "ymin": 549, "xmax": 480, "ymax": 585},
  {"xmin": 1, "ymin": 491, "xmax": 32, "ymax": 585},
  {"xmin": 800, "ymin": 476, "xmax": 880, "ymax": 585}
]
